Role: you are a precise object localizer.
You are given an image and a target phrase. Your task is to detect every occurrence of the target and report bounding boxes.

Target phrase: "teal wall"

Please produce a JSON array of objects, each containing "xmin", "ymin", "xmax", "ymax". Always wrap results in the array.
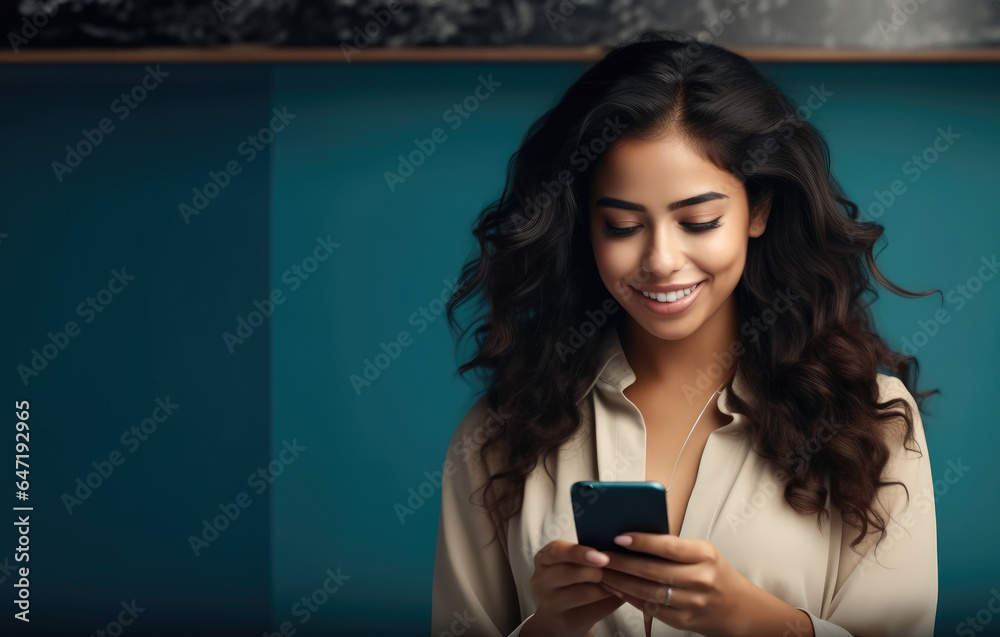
[
  {"xmin": 0, "ymin": 64, "xmax": 273, "ymax": 634},
  {"xmin": 1, "ymin": 60, "xmax": 997, "ymax": 636}
]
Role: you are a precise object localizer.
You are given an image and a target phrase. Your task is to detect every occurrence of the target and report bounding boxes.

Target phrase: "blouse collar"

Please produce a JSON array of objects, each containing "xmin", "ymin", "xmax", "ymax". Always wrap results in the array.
[{"xmin": 578, "ymin": 324, "xmax": 752, "ymax": 428}]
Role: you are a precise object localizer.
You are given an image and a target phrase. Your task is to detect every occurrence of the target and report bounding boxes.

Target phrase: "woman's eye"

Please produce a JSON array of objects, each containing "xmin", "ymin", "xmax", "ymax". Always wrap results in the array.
[
  {"xmin": 684, "ymin": 217, "xmax": 723, "ymax": 232},
  {"xmin": 602, "ymin": 217, "xmax": 723, "ymax": 237},
  {"xmin": 603, "ymin": 223, "xmax": 640, "ymax": 237}
]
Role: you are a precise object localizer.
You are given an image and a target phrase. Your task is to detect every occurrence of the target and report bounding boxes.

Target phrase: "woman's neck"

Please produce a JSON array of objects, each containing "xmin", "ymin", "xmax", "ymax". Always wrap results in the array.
[{"xmin": 618, "ymin": 295, "xmax": 739, "ymax": 393}]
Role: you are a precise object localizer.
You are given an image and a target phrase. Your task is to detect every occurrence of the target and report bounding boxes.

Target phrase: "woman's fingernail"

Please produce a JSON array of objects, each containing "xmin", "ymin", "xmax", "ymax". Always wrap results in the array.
[
  {"xmin": 603, "ymin": 584, "xmax": 624, "ymax": 598},
  {"xmin": 585, "ymin": 549, "xmax": 610, "ymax": 566},
  {"xmin": 613, "ymin": 534, "xmax": 633, "ymax": 546}
]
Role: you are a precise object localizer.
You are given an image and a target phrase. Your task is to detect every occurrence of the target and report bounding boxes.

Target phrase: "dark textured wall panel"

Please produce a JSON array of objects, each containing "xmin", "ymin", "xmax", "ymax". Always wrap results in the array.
[{"xmin": 1, "ymin": 0, "xmax": 999, "ymax": 50}]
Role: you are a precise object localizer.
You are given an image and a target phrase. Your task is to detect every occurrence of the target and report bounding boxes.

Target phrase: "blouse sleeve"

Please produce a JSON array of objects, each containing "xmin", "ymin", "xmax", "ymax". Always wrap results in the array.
[
  {"xmin": 797, "ymin": 375, "xmax": 938, "ymax": 637},
  {"xmin": 431, "ymin": 396, "xmax": 531, "ymax": 637}
]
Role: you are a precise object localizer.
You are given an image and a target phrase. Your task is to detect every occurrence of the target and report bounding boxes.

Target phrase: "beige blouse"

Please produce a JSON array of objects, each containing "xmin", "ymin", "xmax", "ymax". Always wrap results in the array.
[{"xmin": 432, "ymin": 326, "xmax": 938, "ymax": 637}]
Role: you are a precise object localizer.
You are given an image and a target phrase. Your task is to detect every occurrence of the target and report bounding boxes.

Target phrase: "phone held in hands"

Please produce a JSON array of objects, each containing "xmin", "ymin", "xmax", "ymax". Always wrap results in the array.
[{"xmin": 570, "ymin": 480, "xmax": 670, "ymax": 558}]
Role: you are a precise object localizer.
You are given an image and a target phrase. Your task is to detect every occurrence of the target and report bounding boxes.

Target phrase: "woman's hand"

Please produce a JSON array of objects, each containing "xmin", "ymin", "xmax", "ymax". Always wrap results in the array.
[
  {"xmin": 521, "ymin": 539, "xmax": 626, "ymax": 637},
  {"xmin": 597, "ymin": 533, "xmax": 814, "ymax": 637}
]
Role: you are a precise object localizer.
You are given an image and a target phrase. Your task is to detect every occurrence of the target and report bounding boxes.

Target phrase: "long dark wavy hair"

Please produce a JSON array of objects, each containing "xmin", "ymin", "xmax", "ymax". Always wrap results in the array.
[{"xmin": 444, "ymin": 31, "xmax": 940, "ymax": 553}]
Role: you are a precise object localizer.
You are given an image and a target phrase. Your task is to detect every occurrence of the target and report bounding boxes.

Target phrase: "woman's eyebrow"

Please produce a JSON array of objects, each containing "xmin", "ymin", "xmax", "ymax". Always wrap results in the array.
[{"xmin": 594, "ymin": 191, "xmax": 729, "ymax": 212}]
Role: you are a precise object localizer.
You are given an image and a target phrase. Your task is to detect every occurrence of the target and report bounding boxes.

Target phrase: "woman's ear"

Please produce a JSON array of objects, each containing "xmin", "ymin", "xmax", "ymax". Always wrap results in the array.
[{"xmin": 749, "ymin": 193, "xmax": 772, "ymax": 238}]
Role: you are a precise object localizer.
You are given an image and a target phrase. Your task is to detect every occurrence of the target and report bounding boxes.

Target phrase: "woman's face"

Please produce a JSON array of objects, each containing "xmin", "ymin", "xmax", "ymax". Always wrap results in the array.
[{"xmin": 588, "ymin": 130, "xmax": 770, "ymax": 342}]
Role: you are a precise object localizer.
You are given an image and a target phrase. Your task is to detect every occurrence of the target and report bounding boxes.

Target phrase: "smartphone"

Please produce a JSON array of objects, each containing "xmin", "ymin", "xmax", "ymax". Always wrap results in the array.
[{"xmin": 571, "ymin": 480, "xmax": 670, "ymax": 558}]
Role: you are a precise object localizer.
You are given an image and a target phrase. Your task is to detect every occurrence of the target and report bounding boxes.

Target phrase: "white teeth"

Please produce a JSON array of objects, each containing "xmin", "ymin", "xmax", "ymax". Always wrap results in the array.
[{"xmin": 641, "ymin": 283, "xmax": 699, "ymax": 303}]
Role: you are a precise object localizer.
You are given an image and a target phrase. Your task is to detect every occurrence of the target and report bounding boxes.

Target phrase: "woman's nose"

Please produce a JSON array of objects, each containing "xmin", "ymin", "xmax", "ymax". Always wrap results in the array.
[{"xmin": 641, "ymin": 229, "xmax": 684, "ymax": 275}]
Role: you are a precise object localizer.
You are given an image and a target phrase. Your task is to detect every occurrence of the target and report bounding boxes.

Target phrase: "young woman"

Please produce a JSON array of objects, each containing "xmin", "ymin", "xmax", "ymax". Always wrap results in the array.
[{"xmin": 432, "ymin": 31, "xmax": 939, "ymax": 637}]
